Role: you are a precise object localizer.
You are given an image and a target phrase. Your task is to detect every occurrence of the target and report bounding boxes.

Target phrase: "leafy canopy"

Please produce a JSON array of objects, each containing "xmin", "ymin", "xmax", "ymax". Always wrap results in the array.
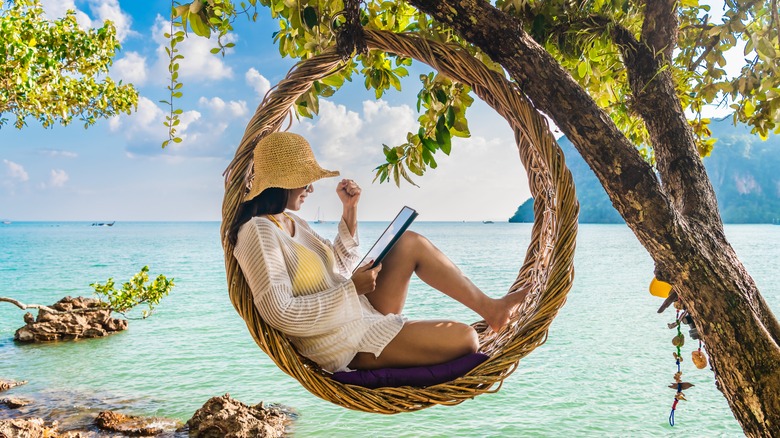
[
  {"xmin": 0, "ymin": 0, "xmax": 138, "ymax": 129},
  {"xmin": 167, "ymin": 0, "xmax": 779, "ymax": 183},
  {"xmin": 91, "ymin": 266, "xmax": 175, "ymax": 319}
]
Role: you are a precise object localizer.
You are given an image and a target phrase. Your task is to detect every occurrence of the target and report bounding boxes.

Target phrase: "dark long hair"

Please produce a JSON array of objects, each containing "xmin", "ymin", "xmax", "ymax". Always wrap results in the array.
[{"xmin": 228, "ymin": 187, "xmax": 289, "ymax": 246}]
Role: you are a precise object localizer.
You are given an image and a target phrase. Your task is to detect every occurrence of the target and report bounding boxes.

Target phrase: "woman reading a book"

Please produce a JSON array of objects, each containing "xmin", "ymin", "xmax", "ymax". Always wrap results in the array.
[{"xmin": 228, "ymin": 132, "xmax": 528, "ymax": 373}]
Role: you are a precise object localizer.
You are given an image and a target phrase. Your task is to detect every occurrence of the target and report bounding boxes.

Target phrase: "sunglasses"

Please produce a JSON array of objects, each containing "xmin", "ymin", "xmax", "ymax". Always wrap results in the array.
[{"xmin": 302, "ymin": 184, "xmax": 313, "ymax": 192}]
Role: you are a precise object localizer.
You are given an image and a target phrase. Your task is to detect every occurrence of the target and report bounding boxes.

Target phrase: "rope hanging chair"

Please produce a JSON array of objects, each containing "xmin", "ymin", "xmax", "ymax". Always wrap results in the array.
[{"xmin": 220, "ymin": 28, "xmax": 579, "ymax": 414}]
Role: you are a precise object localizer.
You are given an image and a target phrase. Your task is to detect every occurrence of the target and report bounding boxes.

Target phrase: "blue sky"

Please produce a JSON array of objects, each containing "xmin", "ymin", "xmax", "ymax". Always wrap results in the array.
[
  {"xmin": 0, "ymin": 1, "xmax": 736, "ymax": 222},
  {"xmin": 0, "ymin": 0, "xmax": 533, "ymax": 222}
]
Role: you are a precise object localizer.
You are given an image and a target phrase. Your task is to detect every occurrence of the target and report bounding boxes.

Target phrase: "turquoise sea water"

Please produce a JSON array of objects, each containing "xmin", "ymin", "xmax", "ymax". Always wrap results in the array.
[{"xmin": 1, "ymin": 221, "xmax": 778, "ymax": 436}]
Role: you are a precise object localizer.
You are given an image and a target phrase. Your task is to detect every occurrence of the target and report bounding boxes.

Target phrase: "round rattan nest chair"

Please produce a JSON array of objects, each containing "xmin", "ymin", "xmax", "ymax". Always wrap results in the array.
[{"xmin": 220, "ymin": 29, "xmax": 579, "ymax": 414}]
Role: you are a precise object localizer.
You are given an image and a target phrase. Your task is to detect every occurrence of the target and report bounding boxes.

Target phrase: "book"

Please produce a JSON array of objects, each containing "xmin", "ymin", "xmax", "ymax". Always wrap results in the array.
[{"xmin": 353, "ymin": 206, "xmax": 418, "ymax": 273}]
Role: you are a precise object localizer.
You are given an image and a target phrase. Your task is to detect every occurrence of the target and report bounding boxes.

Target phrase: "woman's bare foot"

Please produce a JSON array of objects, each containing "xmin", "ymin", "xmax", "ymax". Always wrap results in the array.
[{"xmin": 483, "ymin": 286, "xmax": 531, "ymax": 333}]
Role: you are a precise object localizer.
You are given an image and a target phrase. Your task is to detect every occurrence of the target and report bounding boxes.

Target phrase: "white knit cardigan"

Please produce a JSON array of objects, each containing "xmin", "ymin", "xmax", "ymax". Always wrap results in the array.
[{"xmin": 234, "ymin": 213, "xmax": 404, "ymax": 372}]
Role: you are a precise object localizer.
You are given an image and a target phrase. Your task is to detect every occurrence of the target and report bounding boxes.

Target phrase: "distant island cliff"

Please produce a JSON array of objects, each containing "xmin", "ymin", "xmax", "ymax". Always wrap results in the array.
[{"xmin": 510, "ymin": 117, "xmax": 780, "ymax": 224}]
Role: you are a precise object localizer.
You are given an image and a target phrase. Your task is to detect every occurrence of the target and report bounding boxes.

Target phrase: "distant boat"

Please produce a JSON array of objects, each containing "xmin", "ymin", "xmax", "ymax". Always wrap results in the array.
[
  {"xmin": 482, "ymin": 220, "xmax": 494, "ymax": 224},
  {"xmin": 92, "ymin": 221, "xmax": 115, "ymax": 227},
  {"xmin": 1, "ymin": 220, "xmax": 10, "ymax": 225},
  {"xmin": 315, "ymin": 208, "xmax": 324, "ymax": 224}
]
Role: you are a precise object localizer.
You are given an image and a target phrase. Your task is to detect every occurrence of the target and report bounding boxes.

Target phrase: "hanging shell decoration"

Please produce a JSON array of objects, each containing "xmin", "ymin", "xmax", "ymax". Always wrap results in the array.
[
  {"xmin": 672, "ymin": 334, "xmax": 685, "ymax": 347},
  {"xmin": 668, "ymin": 382, "xmax": 695, "ymax": 390},
  {"xmin": 691, "ymin": 350, "xmax": 708, "ymax": 369}
]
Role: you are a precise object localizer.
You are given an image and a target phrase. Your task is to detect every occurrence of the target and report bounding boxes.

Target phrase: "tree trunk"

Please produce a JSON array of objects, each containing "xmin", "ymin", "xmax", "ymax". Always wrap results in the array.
[{"xmin": 406, "ymin": 0, "xmax": 780, "ymax": 435}]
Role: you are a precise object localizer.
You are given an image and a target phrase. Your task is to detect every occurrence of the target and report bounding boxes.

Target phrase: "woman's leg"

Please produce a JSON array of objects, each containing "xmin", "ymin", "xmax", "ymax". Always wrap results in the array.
[
  {"xmin": 348, "ymin": 320, "xmax": 479, "ymax": 369},
  {"xmin": 366, "ymin": 231, "xmax": 528, "ymax": 332}
]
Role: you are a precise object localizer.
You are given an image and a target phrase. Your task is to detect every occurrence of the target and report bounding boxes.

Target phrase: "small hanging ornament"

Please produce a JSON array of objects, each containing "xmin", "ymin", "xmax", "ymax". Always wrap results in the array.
[
  {"xmin": 668, "ymin": 306, "xmax": 686, "ymax": 426},
  {"xmin": 692, "ymin": 342, "xmax": 708, "ymax": 369},
  {"xmin": 652, "ymin": 279, "xmax": 712, "ymax": 427},
  {"xmin": 668, "ymin": 382, "xmax": 695, "ymax": 390}
]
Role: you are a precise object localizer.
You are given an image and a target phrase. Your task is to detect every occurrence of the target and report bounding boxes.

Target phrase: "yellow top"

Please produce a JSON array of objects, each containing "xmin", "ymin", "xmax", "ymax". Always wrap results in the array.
[{"xmin": 267, "ymin": 213, "xmax": 329, "ymax": 293}]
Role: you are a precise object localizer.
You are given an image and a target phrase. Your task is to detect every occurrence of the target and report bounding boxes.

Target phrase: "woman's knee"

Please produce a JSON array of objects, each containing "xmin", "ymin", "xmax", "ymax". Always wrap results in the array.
[
  {"xmin": 397, "ymin": 230, "xmax": 427, "ymax": 250},
  {"xmin": 450, "ymin": 322, "xmax": 479, "ymax": 357},
  {"xmin": 392, "ymin": 231, "xmax": 431, "ymax": 260}
]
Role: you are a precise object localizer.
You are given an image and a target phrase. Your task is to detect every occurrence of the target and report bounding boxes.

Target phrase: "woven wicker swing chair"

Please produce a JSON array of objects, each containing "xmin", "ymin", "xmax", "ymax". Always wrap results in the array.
[{"xmin": 220, "ymin": 29, "xmax": 578, "ymax": 414}]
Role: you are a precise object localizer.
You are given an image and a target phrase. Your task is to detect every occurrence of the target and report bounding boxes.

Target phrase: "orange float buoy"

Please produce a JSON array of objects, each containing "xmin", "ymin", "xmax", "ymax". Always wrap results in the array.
[{"xmin": 650, "ymin": 277, "xmax": 673, "ymax": 298}]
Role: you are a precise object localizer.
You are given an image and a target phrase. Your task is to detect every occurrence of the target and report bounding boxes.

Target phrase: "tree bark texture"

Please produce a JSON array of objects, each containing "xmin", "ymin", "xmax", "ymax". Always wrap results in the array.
[{"xmin": 406, "ymin": 0, "xmax": 780, "ymax": 435}]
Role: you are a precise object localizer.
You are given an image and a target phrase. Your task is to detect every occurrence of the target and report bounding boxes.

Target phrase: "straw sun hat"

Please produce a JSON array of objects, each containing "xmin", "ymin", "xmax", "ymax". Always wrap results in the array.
[{"xmin": 244, "ymin": 132, "xmax": 339, "ymax": 202}]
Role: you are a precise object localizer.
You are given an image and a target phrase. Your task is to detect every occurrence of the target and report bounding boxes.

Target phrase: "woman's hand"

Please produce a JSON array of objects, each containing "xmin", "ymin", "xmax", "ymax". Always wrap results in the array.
[
  {"xmin": 351, "ymin": 262, "xmax": 382, "ymax": 295},
  {"xmin": 337, "ymin": 179, "xmax": 361, "ymax": 209}
]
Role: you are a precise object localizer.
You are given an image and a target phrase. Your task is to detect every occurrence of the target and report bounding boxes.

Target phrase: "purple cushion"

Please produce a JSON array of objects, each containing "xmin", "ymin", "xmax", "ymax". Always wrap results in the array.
[{"xmin": 331, "ymin": 353, "xmax": 489, "ymax": 389}]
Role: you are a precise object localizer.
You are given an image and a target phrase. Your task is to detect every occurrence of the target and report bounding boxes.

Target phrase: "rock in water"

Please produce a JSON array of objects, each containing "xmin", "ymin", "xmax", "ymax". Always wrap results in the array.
[
  {"xmin": 186, "ymin": 394, "xmax": 294, "ymax": 438},
  {"xmin": 1, "ymin": 397, "xmax": 31, "ymax": 408},
  {"xmin": 0, "ymin": 379, "xmax": 27, "ymax": 392},
  {"xmin": 13, "ymin": 296, "xmax": 128, "ymax": 343},
  {"xmin": 95, "ymin": 410, "xmax": 179, "ymax": 436},
  {"xmin": 0, "ymin": 417, "xmax": 58, "ymax": 437}
]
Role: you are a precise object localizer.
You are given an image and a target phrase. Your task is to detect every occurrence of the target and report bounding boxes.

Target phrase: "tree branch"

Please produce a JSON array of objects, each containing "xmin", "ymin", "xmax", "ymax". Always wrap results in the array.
[
  {"xmin": 773, "ymin": 0, "xmax": 780, "ymax": 47},
  {"xmin": 0, "ymin": 297, "xmax": 58, "ymax": 313},
  {"xmin": 406, "ymin": 0, "xmax": 692, "ymax": 259},
  {"xmin": 0, "ymin": 296, "xmax": 103, "ymax": 315},
  {"xmin": 641, "ymin": 0, "xmax": 678, "ymax": 60},
  {"xmin": 611, "ymin": 24, "xmax": 722, "ymax": 223},
  {"xmin": 689, "ymin": 35, "xmax": 719, "ymax": 72}
]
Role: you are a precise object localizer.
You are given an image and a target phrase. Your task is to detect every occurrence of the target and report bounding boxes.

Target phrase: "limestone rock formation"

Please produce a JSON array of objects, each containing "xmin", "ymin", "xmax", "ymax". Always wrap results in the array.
[
  {"xmin": 0, "ymin": 379, "xmax": 27, "ymax": 392},
  {"xmin": 14, "ymin": 296, "xmax": 127, "ymax": 343},
  {"xmin": 94, "ymin": 410, "xmax": 179, "ymax": 436},
  {"xmin": 0, "ymin": 417, "xmax": 58, "ymax": 437},
  {"xmin": 185, "ymin": 394, "xmax": 294, "ymax": 437},
  {"xmin": 1, "ymin": 397, "xmax": 31, "ymax": 408}
]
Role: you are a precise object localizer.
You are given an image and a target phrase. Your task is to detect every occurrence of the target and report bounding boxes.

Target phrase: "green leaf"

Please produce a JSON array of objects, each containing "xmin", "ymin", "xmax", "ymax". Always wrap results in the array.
[
  {"xmin": 321, "ymin": 74, "xmax": 344, "ymax": 87},
  {"xmin": 435, "ymin": 116, "xmax": 452, "ymax": 154},
  {"xmin": 756, "ymin": 38, "xmax": 777, "ymax": 60},
  {"xmin": 445, "ymin": 106, "xmax": 455, "ymax": 127},
  {"xmin": 435, "ymin": 89, "xmax": 448, "ymax": 104},
  {"xmin": 421, "ymin": 136, "xmax": 438, "ymax": 152},
  {"xmin": 302, "ymin": 6, "xmax": 318, "ymax": 29},
  {"xmin": 189, "ymin": 12, "xmax": 211, "ymax": 38},
  {"xmin": 577, "ymin": 61, "xmax": 587, "ymax": 78},
  {"xmin": 398, "ymin": 164, "xmax": 419, "ymax": 187},
  {"xmin": 424, "ymin": 148, "xmax": 438, "ymax": 169}
]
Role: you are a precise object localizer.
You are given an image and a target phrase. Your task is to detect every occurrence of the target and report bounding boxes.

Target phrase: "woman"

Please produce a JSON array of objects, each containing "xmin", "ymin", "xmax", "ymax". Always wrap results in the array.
[{"xmin": 229, "ymin": 132, "xmax": 527, "ymax": 373}]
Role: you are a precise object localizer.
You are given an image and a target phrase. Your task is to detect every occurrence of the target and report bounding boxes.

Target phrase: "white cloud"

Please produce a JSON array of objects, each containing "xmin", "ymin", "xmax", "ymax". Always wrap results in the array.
[
  {"xmin": 299, "ymin": 100, "xmax": 366, "ymax": 165},
  {"xmin": 87, "ymin": 0, "xmax": 134, "ymax": 42},
  {"xmin": 110, "ymin": 96, "xmax": 201, "ymax": 146},
  {"xmin": 290, "ymin": 99, "xmax": 528, "ymax": 221},
  {"xmin": 40, "ymin": 149, "xmax": 78, "ymax": 158},
  {"xmin": 113, "ymin": 52, "xmax": 148, "ymax": 85},
  {"xmin": 40, "ymin": 0, "xmax": 134, "ymax": 42},
  {"xmin": 49, "ymin": 169, "xmax": 69, "ymax": 188},
  {"xmin": 109, "ymin": 96, "xmax": 167, "ymax": 138},
  {"xmin": 113, "ymin": 95, "xmax": 247, "ymax": 158},
  {"xmin": 246, "ymin": 68, "xmax": 271, "ymax": 99},
  {"xmin": 151, "ymin": 15, "xmax": 234, "ymax": 83},
  {"xmin": 40, "ymin": 0, "xmax": 92, "ymax": 28},
  {"xmin": 198, "ymin": 97, "xmax": 248, "ymax": 117},
  {"xmin": 3, "ymin": 159, "xmax": 29, "ymax": 182}
]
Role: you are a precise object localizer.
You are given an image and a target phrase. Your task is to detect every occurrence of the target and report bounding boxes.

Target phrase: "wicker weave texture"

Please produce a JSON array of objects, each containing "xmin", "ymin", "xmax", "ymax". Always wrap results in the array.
[{"xmin": 220, "ymin": 30, "xmax": 579, "ymax": 414}]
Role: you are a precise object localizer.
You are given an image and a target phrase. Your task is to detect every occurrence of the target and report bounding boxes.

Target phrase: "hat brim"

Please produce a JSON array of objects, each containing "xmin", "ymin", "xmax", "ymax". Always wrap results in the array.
[{"xmin": 245, "ymin": 168, "xmax": 340, "ymax": 202}]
